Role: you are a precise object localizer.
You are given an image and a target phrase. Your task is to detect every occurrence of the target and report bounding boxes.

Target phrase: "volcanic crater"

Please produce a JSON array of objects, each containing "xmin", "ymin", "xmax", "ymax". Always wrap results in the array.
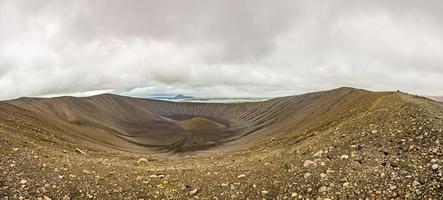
[
  {"xmin": 1, "ymin": 87, "xmax": 443, "ymax": 199},
  {"xmin": 4, "ymin": 88, "xmax": 370, "ymax": 154}
]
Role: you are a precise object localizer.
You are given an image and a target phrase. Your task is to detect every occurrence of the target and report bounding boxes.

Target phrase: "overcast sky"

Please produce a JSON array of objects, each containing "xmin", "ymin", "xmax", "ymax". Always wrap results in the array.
[{"xmin": 0, "ymin": 0, "xmax": 442, "ymax": 100}]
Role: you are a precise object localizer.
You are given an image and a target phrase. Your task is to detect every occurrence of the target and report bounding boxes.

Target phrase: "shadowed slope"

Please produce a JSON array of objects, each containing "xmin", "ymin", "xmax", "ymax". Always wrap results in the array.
[{"xmin": 4, "ymin": 87, "xmax": 385, "ymax": 154}]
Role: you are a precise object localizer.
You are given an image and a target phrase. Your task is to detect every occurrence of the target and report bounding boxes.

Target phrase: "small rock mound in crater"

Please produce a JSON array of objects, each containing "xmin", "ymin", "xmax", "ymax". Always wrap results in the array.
[{"xmin": 176, "ymin": 117, "xmax": 227, "ymax": 130}]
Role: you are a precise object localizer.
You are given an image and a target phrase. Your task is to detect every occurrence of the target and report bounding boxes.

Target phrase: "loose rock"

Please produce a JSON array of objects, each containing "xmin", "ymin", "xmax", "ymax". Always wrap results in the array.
[
  {"xmin": 189, "ymin": 188, "xmax": 198, "ymax": 195},
  {"xmin": 75, "ymin": 148, "xmax": 86, "ymax": 154},
  {"xmin": 303, "ymin": 160, "xmax": 317, "ymax": 167},
  {"xmin": 318, "ymin": 186, "xmax": 328, "ymax": 193},
  {"xmin": 237, "ymin": 174, "xmax": 246, "ymax": 178},
  {"xmin": 137, "ymin": 158, "xmax": 149, "ymax": 165},
  {"xmin": 313, "ymin": 150, "xmax": 323, "ymax": 157}
]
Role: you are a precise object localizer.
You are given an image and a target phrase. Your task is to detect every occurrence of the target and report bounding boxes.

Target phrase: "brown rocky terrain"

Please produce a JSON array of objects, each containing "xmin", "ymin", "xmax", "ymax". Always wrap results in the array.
[{"xmin": 0, "ymin": 87, "xmax": 442, "ymax": 199}]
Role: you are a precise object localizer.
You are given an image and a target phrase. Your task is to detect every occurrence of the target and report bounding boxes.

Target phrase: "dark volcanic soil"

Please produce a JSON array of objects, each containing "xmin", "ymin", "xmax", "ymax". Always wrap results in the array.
[{"xmin": 0, "ymin": 88, "xmax": 442, "ymax": 199}]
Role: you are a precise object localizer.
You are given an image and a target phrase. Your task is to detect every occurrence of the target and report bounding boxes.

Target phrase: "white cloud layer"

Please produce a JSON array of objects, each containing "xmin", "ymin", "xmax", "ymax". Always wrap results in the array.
[{"xmin": 0, "ymin": 0, "xmax": 442, "ymax": 100}]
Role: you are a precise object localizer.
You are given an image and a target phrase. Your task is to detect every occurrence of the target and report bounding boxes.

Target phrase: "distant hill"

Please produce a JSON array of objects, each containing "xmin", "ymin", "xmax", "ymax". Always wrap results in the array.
[
  {"xmin": 428, "ymin": 96, "xmax": 443, "ymax": 102},
  {"xmin": 146, "ymin": 94, "xmax": 194, "ymax": 100},
  {"xmin": 173, "ymin": 94, "xmax": 193, "ymax": 99}
]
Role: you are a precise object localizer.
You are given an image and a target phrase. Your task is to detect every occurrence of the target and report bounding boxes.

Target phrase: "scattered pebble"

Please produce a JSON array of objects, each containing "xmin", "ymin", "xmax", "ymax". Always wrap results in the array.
[
  {"xmin": 189, "ymin": 188, "xmax": 198, "ymax": 195},
  {"xmin": 237, "ymin": 174, "xmax": 246, "ymax": 178},
  {"xmin": 313, "ymin": 150, "xmax": 323, "ymax": 157},
  {"xmin": 412, "ymin": 180, "xmax": 420, "ymax": 187},
  {"xmin": 303, "ymin": 160, "xmax": 317, "ymax": 167},
  {"xmin": 318, "ymin": 186, "xmax": 328, "ymax": 193},
  {"xmin": 137, "ymin": 158, "xmax": 149, "ymax": 164},
  {"xmin": 75, "ymin": 148, "xmax": 86, "ymax": 155}
]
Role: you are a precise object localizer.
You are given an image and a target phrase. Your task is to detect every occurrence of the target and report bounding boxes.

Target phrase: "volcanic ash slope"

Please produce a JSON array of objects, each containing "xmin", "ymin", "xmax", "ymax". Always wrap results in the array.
[{"xmin": 0, "ymin": 87, "xmax": 442, "ymax": 199}]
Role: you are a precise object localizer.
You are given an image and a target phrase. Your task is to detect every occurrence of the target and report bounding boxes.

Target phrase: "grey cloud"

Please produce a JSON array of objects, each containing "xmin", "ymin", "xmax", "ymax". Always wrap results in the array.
[
  {"xmin": 0, "ymin": 0, "xmax": 442, "ymax": 100},
  {"xmin": 61, "ymin": 0, "xmax": 300, "ymax": 63}
]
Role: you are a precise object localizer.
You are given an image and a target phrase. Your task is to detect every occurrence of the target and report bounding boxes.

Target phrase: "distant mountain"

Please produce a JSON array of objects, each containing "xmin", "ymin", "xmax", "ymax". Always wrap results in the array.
[
  {"xmin": 173, "ymin": 94, "xmax": 193, "ymax": 99},
  {"xmin": 145, "ymin": 94, "xmax": 194, "ymax": 100}
]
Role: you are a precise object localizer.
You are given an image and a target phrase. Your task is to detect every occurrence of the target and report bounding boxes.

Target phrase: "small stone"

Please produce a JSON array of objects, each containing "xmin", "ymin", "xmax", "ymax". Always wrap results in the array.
[
  {"xmin": 340, "ymin": 155, "xmax": 349, "ymax": 159},
  {"xmin": 137, "ymin": 158, "xmax": 149, "ymax": 164},
  {"xmin": 75, "ymin": 148, "xmax": 86, "ymax": 154},
  {"xmin": 303, "ymin": 173, "xmax": 311, "ymax": 178},
  {"xmin": 372, "ymin": 130, "xmax": 378, "ymax": 134},
  {"xmin": 189, "ymin": 188, "xmax": 198, "ymax": 195},
  {"xmin": 342, "ymin": 182, "xmax": 350, "ymax": 188},
  {"xmin": 320, "ymin": 173, "xmax": 327, "ymax": 178},
  {"xmin": 291, "ymin": 192, "xmax": 297, "ymax": 198},
  {"xmin": 13, "ymin": 148, "xmax": 20, "ymax": 151},
  {"xmin": 318, "ymin": 186, "xmax": 328, "ymax": 193},
  {"xmin": 351, "ymin": 151, "xmax": 358, "ymax": 158},
  {"xmin": 390, "ymin": 160, "xmax": 399, "ymax": 168},
  {"xmin": 237, "ymin": 174, "xmax": 246, "ymax": 178},
  {"xmin": 412, "ymin": 180, "xmax": 420, "ymax": 187},
  {"xmin": 313, "ymin": 150, "xmax": 323, "ymax": 157},
  {"xmin": 261, "ymin": 190, "xmax": 269, "ymax": 195},
  {"xmin": 149, "ymin": 175, "xmax": 159, "ymax": 178},
  {"xmin": 19, "ymin": 179, "xmax": 28, "ymax": 184},
  {"xmin": 431, "ymin": 164, "xmax": 439, "ymax": 170},
  {"xmin": 303, "ymin": 160, "xmax": 317, "ymax": 167},
  {"xmin": 42, "ymin": 195, "xmax": 52, "ymax": 200}
]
